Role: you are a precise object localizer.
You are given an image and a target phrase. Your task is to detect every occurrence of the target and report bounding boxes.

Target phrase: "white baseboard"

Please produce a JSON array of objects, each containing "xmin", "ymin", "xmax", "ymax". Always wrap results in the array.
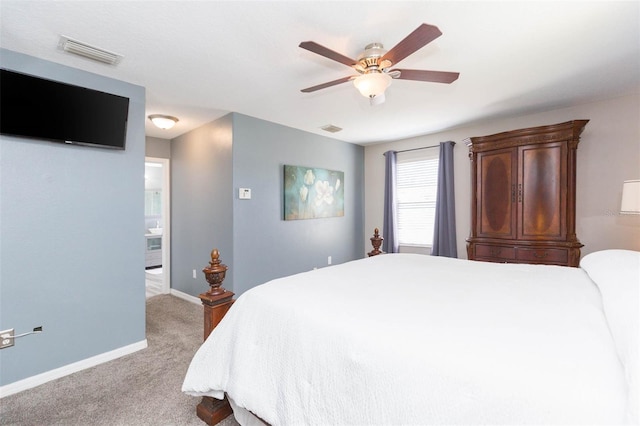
[
  {"xmin": 0, "ymin": 339, "xmax": 147, "ymax": 399},
  {"xmin": 170, "ymin": 288, "xmax": 201, "ymax": 305}
]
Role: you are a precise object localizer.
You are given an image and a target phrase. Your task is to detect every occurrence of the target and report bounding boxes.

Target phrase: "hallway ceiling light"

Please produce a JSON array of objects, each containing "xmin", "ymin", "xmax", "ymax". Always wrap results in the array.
[{"xmin": 148, "ymin": 114, "xmax": 179, "ymax": 130}]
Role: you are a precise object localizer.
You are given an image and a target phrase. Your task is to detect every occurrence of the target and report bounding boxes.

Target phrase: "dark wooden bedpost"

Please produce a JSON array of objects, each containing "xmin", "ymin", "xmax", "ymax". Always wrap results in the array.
[
  {"xmin": 197, "ymin": 249, "xmax": 234, "ymax": 425},
  {"xmin": 368, "ymin": 228, "xmax": 384, "ymax": 257}
]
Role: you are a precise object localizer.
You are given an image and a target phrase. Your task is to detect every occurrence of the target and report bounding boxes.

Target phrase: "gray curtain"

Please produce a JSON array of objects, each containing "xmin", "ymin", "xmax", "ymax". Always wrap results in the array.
[
  {"xmin": 383, "ymin": 150, "xmax": 399, "ymax": 253},
  {"xmin": 432, "ymin": 141, "xmax": 457, "ymax": 258}
]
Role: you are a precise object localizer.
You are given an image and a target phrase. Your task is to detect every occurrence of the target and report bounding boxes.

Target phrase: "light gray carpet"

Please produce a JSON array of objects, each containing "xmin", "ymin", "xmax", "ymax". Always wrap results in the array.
[{"xmin": 0, "ymin": 295, "xmax": 240, "ymax": 426}]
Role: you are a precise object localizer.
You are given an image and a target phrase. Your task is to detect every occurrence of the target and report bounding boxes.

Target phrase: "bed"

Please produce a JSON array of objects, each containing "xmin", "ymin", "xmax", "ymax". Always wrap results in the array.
[{"xmin": 183, "ymin": 243, "xmax": 639, "ymax": 425}]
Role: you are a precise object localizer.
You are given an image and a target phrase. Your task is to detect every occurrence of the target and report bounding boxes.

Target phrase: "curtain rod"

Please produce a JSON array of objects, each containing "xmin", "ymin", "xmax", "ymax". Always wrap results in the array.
[{"xmin": 382, "ymin": 141, "xmax": 455, "ymax": 156}]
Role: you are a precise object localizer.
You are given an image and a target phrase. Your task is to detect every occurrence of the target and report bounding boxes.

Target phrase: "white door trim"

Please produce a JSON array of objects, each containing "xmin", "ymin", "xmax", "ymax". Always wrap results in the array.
[{"xmin": 145, "ymin": 156, "xmax": 171, "ymax": 294}]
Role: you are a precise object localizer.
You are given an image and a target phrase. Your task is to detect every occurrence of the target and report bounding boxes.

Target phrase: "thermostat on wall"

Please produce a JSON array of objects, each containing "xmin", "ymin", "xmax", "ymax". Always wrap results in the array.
[{"xmin": 239, "ymin": 188, "xmax": 251, "ymax": 200}]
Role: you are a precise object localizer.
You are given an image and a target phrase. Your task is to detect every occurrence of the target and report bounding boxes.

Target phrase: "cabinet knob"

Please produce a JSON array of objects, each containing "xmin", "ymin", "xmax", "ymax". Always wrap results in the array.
[{"xmin": 533, "ymin": 251, "xmax": 548, "ymax": 259}]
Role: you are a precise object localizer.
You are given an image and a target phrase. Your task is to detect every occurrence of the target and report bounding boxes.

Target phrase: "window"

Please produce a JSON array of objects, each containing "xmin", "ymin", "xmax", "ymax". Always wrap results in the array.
[{"xmin": 396, "ymin": 148, "xmax": 439, "ymax": 246}]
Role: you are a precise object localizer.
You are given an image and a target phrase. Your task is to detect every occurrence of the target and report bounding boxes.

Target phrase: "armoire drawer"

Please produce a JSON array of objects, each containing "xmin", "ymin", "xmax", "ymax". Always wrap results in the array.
[
  {"xmin": 474, "ymin": 244, "xmax": 516, "ymax": 261},
  {"xmin": 516, "ymin": 247, "xmax": 568, "ymax": 264}
]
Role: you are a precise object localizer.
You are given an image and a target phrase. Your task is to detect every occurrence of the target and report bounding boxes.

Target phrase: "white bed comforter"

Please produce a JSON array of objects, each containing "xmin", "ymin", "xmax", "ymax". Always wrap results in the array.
[{"xmin": 183, "ymin": 254, "xmax": 631, "ymax": 425}]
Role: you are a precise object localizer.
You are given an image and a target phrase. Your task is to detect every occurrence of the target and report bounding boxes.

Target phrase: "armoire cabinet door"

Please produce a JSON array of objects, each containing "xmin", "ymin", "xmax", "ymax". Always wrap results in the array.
[
  {"xmin": 477, "ymin": 148, "xmax": 517, "ymax": 239},
  {"xmin": 518, "ymin": 142, "xmax": 567, "ymax": 240}
]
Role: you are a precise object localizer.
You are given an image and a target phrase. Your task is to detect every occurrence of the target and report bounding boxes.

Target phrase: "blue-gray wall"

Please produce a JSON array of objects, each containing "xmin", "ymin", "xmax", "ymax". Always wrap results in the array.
[
  {"xmin": 231, "ymin": 113, "xmax": 364, "ymax": 296},
  {"xmin": 170, "ymin": 113, "xmax": 364, "ymax": 297},
  {"xmin": 171, "ymin": 114, "xmax": 234, "ymax": 296},
  {"xmin": 0, "ymin": 49, "xmax": 146, "ymax": 386}
]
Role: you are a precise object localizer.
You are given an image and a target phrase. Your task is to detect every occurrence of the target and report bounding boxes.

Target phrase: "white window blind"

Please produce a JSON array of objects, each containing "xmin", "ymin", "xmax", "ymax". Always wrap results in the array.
[{"xmin": 396, "ymin": 148, "xmax": 439, "ymax": 246}]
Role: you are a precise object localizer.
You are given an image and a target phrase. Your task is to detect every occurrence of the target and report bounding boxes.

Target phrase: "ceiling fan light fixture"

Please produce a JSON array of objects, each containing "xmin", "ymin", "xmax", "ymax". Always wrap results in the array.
[
  {"xmin": 148, "ymin": 114, "xmax": 179, "ymax": 130},
  {"xmin": 353, "ymin": 73, "xmax": 392, "ymax": 100}
]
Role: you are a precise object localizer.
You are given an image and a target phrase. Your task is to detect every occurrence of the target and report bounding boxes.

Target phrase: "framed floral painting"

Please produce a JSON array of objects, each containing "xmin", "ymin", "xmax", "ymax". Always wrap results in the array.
[{"xmin": 283, "ymin": 165, "xmax": 344, "ymax": 220}]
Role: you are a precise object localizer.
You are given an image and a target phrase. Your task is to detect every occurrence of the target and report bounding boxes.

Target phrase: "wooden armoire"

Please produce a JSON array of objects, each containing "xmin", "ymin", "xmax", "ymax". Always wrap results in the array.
[{"xmin": 465, "ymin": 120, "xmax": 588, "ymax": 267}]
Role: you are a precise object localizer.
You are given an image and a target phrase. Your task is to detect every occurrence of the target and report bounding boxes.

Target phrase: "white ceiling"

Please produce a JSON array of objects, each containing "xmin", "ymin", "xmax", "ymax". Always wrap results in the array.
[{"xmin": 1, "ymin": 1, "xmax": 638, "ymax": 145}]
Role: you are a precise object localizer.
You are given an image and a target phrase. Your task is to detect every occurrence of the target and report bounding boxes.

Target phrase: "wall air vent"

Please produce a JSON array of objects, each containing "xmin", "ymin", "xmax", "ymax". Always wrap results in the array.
[
  {"xmin": 320, "ymin": 124, "xmax": 343, "ymax": 133},
  {"xmin": 58, "ymin": 35, "xmax": 123, "ymax": 65}
]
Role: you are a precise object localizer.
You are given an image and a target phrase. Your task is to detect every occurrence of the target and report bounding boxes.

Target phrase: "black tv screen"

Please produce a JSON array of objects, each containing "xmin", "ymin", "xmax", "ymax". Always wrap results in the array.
[{"xmin": 0, "ymin": 69, "xmax": 129, "ymax": 150}]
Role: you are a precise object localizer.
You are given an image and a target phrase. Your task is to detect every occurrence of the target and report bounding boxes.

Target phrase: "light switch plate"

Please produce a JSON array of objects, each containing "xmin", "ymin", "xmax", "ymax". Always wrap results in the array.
[{"xmin": 239, "ymin": 188, "xmax": 251, "ymax": 200}]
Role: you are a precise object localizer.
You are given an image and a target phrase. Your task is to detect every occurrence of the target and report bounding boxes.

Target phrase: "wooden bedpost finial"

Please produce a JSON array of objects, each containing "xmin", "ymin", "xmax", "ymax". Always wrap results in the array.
[
  {"xmin": 368, "ymin": 228, "xmax": 384, "ymax": 257},
  {"xmin": 210, "ymin": 249, "xmax": 220, "ymax": 265},
  {"xmin": 203, "ymin": 248, "xmax": 228, "ymax": 296}
]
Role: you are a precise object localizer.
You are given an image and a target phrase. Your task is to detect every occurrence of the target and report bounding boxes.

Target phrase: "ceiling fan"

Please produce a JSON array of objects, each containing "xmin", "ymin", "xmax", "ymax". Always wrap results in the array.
[{"xmin": 299, "ymin": 23, "xmax": 459, "ymax": 105}]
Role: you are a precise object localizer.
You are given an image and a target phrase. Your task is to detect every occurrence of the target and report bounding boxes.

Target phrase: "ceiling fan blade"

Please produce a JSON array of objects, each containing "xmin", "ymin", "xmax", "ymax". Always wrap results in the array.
[
  {"xmin": 391, "ymin": 69, "xmax": 460, "ymax": 84},
  {"xmin": 381, "ymin": 24, "xmax": 443, "ymax": 66},
  {"xmin": 301, "ymin": 76, "xmax": 355, "ymax": 93},
  {"xmin": 299, "ymin": 41, "xmax": 357, "ymax": 67}
]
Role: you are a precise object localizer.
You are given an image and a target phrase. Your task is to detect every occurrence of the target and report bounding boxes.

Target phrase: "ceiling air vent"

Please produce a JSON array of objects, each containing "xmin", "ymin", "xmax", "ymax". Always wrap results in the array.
[
  {"xmin": 321, "ymin": 124, "xmax": 343, "ymax": 133},
  {"xmin": 58, "ymin": 35, "xmax": 123, "ymax": 65}
]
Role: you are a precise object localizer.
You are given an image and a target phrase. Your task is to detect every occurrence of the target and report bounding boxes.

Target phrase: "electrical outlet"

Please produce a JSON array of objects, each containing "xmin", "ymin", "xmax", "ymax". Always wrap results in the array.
[
  {"xmin": 328, "ymin": 256, "xmax": 332, "ymax": 265},
  {"xmin": 0, "ymin": 329, "xmax": 15, "ymax": 349},
  {"xmin": 192, "ymin": 269, "xmax": 197, "ymax": 279}
]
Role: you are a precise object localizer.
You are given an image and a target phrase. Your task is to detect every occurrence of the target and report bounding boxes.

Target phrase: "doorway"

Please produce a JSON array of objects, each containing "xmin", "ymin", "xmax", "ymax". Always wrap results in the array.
[{"xmin": 144, "ymin": 157, "xmax": 171, "ymax": 297}]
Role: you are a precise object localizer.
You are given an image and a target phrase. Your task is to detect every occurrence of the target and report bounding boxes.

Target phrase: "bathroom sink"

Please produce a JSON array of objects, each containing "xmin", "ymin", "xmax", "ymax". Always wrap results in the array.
[{"xmin": 149, "ymin": 228, "xmax": 163, "ymax": 235}]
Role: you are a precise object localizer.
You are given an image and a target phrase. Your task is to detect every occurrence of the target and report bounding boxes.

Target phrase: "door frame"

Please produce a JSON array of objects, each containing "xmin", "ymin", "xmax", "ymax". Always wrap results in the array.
[{"xmin": 145, "ymin": 156, "xmax": 171, "ymax": 294}]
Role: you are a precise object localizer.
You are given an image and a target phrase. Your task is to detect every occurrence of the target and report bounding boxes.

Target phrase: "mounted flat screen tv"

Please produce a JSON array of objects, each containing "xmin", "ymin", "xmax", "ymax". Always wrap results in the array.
[{"xmin": 0, "ymin": 69, "xmax": 129, "ymax": 150}]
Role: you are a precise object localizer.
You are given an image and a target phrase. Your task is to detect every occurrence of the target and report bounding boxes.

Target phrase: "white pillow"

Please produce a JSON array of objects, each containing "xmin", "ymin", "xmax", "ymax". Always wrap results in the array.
[{"xmin": 581, "ymin": 249, "xmax": 640, "ymax": 425}]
